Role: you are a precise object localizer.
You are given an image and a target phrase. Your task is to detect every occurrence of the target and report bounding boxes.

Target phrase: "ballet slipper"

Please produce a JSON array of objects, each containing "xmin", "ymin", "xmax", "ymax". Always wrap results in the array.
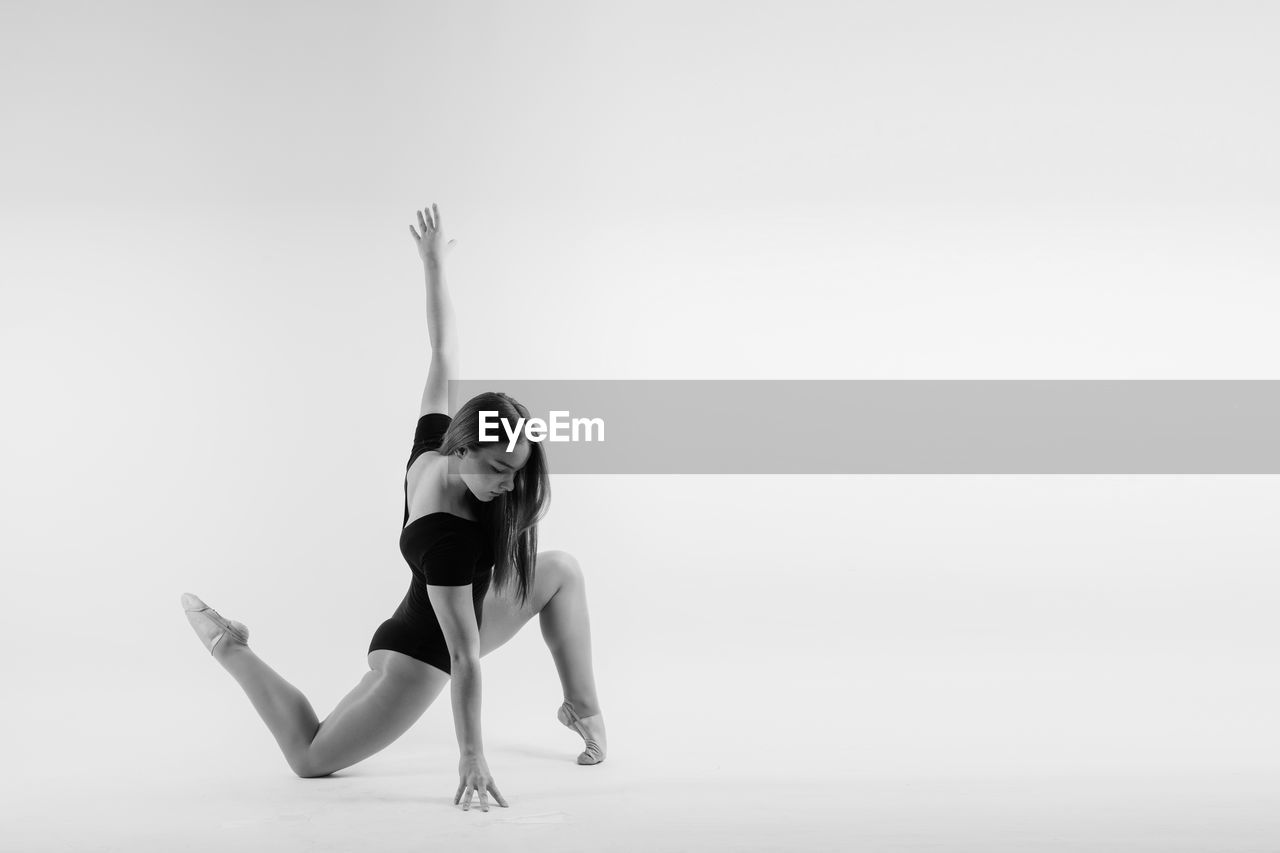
[
  {"xmin": 181, "ymin": 592, "xmax": 249, "ymax": 655},
  {"xmin": 557, "ymin": 700, "xmax": 606, "ymax": 765}
]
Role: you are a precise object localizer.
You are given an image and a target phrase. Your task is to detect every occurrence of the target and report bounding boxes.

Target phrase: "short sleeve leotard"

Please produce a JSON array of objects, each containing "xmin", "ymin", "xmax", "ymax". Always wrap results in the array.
[{"xmin": 368, "ymin": 413, "xmax": 495, "ymax": 675}]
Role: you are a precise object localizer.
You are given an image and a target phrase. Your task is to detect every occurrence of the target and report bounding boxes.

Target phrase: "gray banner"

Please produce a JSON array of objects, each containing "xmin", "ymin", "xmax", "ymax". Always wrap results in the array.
[{"xmin": 447, "ymin": 380, "xmax": 1280, "ymax": 474}]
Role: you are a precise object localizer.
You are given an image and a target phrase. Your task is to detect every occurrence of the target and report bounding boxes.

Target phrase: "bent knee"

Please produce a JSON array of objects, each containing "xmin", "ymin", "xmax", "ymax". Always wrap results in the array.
[
  {"xmin": 541, "ymin": 549, "xmax": 584, "ymax": 586},
  {"xmin": 292, "ymin": 765, "xmax": 328, "ymax": 779},
  {"xmin": 289, "ymin": 753, "xmax": 337, "ymax": 779}
]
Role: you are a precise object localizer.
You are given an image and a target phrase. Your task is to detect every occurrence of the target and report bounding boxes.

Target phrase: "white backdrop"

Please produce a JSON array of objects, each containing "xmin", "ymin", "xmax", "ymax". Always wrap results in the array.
[{"xmin": 3, "ymin": 2, "xmax": 1279, "ymax": 851}]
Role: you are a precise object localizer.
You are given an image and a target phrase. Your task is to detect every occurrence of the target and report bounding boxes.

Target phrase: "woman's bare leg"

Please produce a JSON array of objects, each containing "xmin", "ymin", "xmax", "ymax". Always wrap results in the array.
[
  {"xmin": 299, "ymin": 651, "xmax": 447, "ymax": 777},
  {"xmin": 536, "ymin": 555, "xmax": 602, "ymax": 717},
  {"xmin": 190, "ymin": 609, "xmax": 447, "ymax": 777},
  {"xmin": 209, "ymin": 642, "xmax": 322, "ymax": 770},
  {"xmin": 480, "ymin": 550, "xmax": 606, "ymax": 756}
]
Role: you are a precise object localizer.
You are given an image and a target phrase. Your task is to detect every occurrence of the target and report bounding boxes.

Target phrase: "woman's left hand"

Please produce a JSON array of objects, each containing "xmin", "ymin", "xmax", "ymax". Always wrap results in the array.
[{"xmin": 409, "ymin": 202, "xmax": 457, "ymax": 263}]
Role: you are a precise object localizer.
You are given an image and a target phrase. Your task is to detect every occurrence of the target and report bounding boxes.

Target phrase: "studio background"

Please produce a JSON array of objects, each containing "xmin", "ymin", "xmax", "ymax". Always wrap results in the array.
[{"xmin": 2, "ymin": 1, "xmax": 1279, "ymax": 850}]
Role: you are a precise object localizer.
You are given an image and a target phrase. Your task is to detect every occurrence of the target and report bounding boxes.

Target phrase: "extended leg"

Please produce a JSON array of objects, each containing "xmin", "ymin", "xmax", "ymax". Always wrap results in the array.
[
  {"xmin": 296, "ymin": 650, "xmax": 447, "ymax": 777},
  {"xmin": 198, "ymin": 622, "xmax": 445, "ymax": 778},
  {"xmin": 210, "ymin": 642, "xmax": 322, "ymax": 771}
]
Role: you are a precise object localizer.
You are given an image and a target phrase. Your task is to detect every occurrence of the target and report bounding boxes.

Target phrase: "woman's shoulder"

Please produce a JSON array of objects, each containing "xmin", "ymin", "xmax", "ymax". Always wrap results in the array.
[{"xmin": 405, "ymin": 461, "xmax": 484, "ymax": 525}]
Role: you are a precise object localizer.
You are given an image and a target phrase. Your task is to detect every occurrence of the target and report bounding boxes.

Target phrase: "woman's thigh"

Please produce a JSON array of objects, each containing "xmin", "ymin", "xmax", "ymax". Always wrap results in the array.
[
  {"xmin": 478, "ymin": 550, "xmax": 576, "ymax": 658},
  {"xmin": 299, "ymin": 650, "xmax": 449, "ymax": 777}
]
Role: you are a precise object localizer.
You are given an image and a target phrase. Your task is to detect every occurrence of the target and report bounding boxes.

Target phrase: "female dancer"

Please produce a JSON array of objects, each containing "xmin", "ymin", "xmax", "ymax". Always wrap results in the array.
[{"xmin": 181, "ymin": 203, "xmax": 607, "ymax": 812}]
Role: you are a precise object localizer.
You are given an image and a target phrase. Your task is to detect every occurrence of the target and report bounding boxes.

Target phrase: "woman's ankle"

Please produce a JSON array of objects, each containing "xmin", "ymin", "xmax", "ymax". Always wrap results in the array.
[{"xmin": 213, "ymin": 639, "xmax": 250, "ymax": 665}]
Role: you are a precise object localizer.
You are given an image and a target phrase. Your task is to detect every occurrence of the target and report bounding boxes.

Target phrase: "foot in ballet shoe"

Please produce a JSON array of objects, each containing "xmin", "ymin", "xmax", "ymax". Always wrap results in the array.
[
  {"xmin": 557, "ymin": 700, "xmax": 607, "ymax": 765},
  {"xmin": 181, "ymin": 592, "xmax": 249, "ymax": 657}
]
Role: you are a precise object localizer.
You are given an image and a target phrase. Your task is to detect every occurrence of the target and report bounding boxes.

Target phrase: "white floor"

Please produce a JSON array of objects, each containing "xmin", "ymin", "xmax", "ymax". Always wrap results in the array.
[
  {"xmin": 7, "ymin": 731, "xmax": 1280, "ymax": 852},
  {"xmin": 7, "ymin": 477, "xmax": 1280, "ymax": 851},
  {"xmin": 5, "ymin": 671, "xmax": 1280, "ymax": 852}
]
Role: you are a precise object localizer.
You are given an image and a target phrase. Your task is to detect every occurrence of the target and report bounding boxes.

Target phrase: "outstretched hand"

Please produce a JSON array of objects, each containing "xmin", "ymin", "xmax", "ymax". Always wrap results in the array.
[{"xmin": 409, "ymin": 202, "xmax": 457, "ymax": 263}]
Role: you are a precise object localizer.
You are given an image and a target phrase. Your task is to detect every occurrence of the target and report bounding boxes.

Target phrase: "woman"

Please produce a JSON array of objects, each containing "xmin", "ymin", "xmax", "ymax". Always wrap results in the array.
[{"xmin": 180, "ymin": 203, "xmax": 608, "ymax": 813}]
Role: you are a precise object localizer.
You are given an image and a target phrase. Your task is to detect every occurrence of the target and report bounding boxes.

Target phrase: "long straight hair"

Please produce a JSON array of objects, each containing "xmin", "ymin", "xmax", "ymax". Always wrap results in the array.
[{"xmin": 437, "ymin": 392, "xmax": 550, "ymax": 608}]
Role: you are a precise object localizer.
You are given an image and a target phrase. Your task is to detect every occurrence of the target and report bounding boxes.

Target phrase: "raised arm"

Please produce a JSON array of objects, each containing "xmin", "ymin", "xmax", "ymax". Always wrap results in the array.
[{"xmin": 409, "ymin": 203, "xmax": 458, "ymax": 418}]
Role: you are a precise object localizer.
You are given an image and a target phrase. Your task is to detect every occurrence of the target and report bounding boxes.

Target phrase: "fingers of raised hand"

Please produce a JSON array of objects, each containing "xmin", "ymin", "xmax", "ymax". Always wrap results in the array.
[{"xmin": 410, "ymin": 204, "xmax": 451, "ymax": 250}]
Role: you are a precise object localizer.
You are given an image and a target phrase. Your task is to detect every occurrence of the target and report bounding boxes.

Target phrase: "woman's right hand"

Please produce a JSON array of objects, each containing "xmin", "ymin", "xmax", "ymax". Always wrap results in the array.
[
  {"xmin": 455, "ymin": 753, "xmax": 508, "ymax": 812},
  {"xmin": 409, "ymin": 203, "xmax": 456, "ymax": 264}
]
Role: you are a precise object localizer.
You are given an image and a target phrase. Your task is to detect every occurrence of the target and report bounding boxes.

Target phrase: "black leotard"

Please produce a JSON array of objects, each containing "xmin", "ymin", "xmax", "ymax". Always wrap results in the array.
[{"xmin": 368, "ymin": 413, "xmax": 494, "ymax": 675}]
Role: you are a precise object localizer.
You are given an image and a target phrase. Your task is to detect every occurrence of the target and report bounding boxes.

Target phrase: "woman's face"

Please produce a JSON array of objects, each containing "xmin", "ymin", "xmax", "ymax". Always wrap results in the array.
[{"xmin": 457, "ymin": 440, "xmax": 531, "ymax": 501}]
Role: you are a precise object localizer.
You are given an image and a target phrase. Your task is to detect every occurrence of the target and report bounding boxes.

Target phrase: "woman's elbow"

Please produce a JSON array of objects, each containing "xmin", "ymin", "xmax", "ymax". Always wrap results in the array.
[{"xmin": 450, "ymin": 652, "xmax": 481, "ymax": 672}]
